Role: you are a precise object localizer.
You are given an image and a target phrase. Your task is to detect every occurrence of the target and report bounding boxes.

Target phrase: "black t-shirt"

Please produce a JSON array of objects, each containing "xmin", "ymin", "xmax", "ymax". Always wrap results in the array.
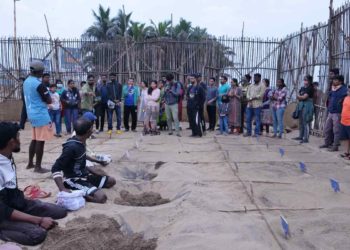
[
  {"xmin": 51, "ymin": 137, "xmax": 89, "ymax": 178},
  {"xmin": 299, "ymin": 84, "xmax": 314, "ymax": 99}
]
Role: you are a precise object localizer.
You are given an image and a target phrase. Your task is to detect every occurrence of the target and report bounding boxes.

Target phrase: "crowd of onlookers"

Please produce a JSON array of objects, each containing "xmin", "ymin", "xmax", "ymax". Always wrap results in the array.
[{"xmin": 2, "ymin": 60, "xmax": 350, "ymax": 247}]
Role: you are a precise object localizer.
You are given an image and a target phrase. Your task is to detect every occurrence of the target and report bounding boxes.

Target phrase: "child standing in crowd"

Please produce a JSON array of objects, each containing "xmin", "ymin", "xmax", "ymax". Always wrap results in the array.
[
  {"xmin": 218, "ymin": 94, "xmax": 230, "ymax": 136},
  {"xmin": 144, "ymin": 80, "xmax": 161, "ymax": 135},
  {"xmin": 48, "ymin": 84, "xmax": 62, "ymax": 137}
]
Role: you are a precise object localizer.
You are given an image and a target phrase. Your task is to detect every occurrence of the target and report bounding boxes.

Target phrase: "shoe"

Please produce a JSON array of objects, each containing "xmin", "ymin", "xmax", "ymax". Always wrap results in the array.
[
  {"xmin": 300, "ymin": 140, "xmax": 309, "ymax": 144},
  {"xmin": 272, "ymin": 134, "xmax": 277, "ymax": 138},
  {"xmin": 116, "ymin": 130, "xmax": 123, "ymax": 135},
  {"xmin": 328, "ymin": 146, "xmax": 339, "ymax": 152},
  {"xmin": 168, "ymin": 132, "xmax": 173, "ymax": 135},
  {"xmin": 90, "ymin": 135, "xmax": 96, "ymax": 139},
  {"xmin": 224, "ymin": 132, "xmax": 228, "ymax": 136},
  {"xmin": 292, "ymin": 137, "xmax": 302, "ymax": 140},
  {"xmin": 216, "ymin": 132, "xmax": 223, "ymax": 135},
  {"xmin": 186, "ymin": 127, "xmax": 191, "ymax": 130},
  {"xmin": 278, "ymin": 135, "xmax": 282, "ymax": 139},
  {"xmin": 95, "ymin": 130, "xmax": 100, "ymax": 134},
  {"xmin": 125, "ymin": 129, "xmax": 129, "ymax": 132},
  {"xmin": 176, "ymin": 133, "xmax": 181, "ymax": 137},
  {"xmin": 252, "ymin": 134, "xmax": 257, "ymax": 137},
  {"xmin": 243, "ymin": 133, "xmax": 251, "ymax": 137},
  {"xmin": 107, "ymin": 130, "xmax": 112, "ymax": 135},
  {"xmin": 132, "ymin": 129, "xmax": 137, "ymax": 132},
  {"xmin": 319, "ymin": 144, "xmax": 330, "ymax": 149}
]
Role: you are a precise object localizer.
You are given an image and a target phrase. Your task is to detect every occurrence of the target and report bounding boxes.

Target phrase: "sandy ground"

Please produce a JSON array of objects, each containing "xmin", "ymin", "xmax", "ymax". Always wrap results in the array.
[{"xmin": 3, "ymin": 123, "xmax": 350, "ymax": 250}]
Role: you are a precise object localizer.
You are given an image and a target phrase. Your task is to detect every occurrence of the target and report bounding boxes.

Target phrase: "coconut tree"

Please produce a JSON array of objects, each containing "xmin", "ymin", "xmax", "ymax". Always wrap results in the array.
[
  {"xmin": 174, "ymin": 18, "xmax": 192, "ymax": 40},
  {"xmin": 82, "ymin": 5, "xmax": 116, "ymax": 40},
  {"xmin": 129, "ymin": 22, "xmax": 152, "ymax": 41},
  {"xmin": 149, "ymin": 20, "xmax": 171, "ymax": 38}
]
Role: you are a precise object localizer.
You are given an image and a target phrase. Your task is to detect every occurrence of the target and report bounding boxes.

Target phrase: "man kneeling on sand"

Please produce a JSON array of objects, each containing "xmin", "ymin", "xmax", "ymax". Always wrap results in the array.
[
  {"xmin": 0, "ymin": 122, "xmax": 67, "ymax": 246},
  {"xmin": 51, "ymin": 118, "xmax": 116, "ymax": 203}
]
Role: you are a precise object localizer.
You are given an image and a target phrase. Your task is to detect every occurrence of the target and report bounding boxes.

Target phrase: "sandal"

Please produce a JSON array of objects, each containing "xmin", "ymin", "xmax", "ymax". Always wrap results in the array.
[
  {"xmin": 23, "ymin": 185, "xmax": 51, "ymax": 199},
  {"xmin": 340, "ymin": 153, "xmax": 350, "ymax": 158}
]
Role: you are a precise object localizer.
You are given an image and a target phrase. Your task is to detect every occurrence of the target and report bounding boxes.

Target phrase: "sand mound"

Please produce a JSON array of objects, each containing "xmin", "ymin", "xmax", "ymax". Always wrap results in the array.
[
  {"xmin": 41, "ymin": 214, "xmax": 157, "ymax": 250},
  {"xmin": 114, "ymin": 190, "xmax": 170, "ymax": 207}
]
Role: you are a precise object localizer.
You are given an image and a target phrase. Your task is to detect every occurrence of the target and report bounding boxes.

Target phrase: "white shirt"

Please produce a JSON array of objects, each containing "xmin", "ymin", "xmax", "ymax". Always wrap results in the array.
[
  {"xmin": 146, "ymin": 88, "xmax": 161, "ymax": 107},
  {"xmin": 48, "ymin": 91, "xmax": 61, "ymax": 110},
  {"xmin": 0, "ymin": 154, "xmax": 17, "ymax": 190}
]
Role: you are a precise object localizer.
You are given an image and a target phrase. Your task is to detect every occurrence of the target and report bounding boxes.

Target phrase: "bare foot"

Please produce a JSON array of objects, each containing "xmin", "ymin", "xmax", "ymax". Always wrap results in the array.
[
  {"xmin": 34, "ymin": 167, "xmax": 50, "ymax": 174},
  {"xmin": 26, "ymin": 164, "xmax": 34, "ymax": 169}
]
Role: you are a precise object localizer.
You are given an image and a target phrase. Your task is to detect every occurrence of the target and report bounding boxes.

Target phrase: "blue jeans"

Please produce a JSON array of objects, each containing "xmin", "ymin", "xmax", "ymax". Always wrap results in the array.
[
  {"xmin": 272, "ymin": 107, "xmax": 285, "ymax": 136},
  {"xmin": 246, "ymin": 107, "xmax": 261, "ymax": 135},
  {"xmin": 64, "ymin": 108, "xmax": 78, "ymax": 133},
  {"xmin": 219, "ymin": 115, "xmax": 228, "ymax": 134},
  {"xmin": 49, "ymin": 109, "xmax": 61, "ymax": 135},
  {"xmin": 299, "ymin": 109, "xmax": 309, "ymax": 142},
  {"xmin": 107, "ymin": 105, "xmax": 122, "ymax": 130}
]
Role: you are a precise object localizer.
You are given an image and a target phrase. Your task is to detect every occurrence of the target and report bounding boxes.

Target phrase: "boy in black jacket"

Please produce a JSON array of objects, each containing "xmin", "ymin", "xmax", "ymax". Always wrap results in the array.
[{"xmin": 52, "ymin": 118, "xmax": 116, "ymax": 203}]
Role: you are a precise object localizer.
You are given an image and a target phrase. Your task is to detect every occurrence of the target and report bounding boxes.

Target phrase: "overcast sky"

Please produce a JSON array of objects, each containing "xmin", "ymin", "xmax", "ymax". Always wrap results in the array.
[{"xmin": 0, "ymin": 0, "xmax": 346, "ymax": 39}]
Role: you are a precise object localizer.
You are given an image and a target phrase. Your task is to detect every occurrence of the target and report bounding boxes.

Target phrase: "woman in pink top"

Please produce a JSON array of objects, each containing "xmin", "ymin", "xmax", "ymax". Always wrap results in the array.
[{"xmin": 144, "ymin": 80, "xmax": 161, "ymax": 135}]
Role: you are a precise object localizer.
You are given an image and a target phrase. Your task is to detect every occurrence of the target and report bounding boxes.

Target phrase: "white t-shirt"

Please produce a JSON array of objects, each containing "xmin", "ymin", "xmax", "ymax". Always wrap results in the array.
[
  {"xmin": 48, "ymin": 92, "xmax": 61, "ymax": 111},
  {"xmin": 0, "ymin": 154, "xmax": 17, "ymax": 190}
]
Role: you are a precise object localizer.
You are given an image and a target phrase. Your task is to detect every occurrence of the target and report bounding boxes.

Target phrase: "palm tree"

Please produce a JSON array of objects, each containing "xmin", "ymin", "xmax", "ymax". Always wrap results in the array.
[
  {"xmin": 190, "ymin": 26, "xmax": 208, "ymax": 41},
  {"xmin": 174, "ymin": 18, "xmax": 192, "ymax": 40},
  {"xmin": 149, "ymin": 20, "xmax": 171, "ymax": 38},
  {"xmin": 83, "ymin": 5, "xmax": 116, "ymax": 40},
  {"xmin": 107, "ymin": 8, "xmax": 133, "ymax": 38},
  {"xmin": 129, "ymin": 22, "xmax": 152, "ymax": 41}
]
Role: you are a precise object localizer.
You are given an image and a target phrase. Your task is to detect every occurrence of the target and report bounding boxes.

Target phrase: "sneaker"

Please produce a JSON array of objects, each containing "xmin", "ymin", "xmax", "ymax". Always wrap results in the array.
[
  {"xmin": 292, "ymin": 137, "xmax": 302, "ymax": 140},
  {"xmin": 278, "ymin": 135, "xmax": 282, "ymax": 139},
  {"xmin": 176, "ymin": 133, "xmax": 181, "ymax": 137},
  {"xmin": 132, "ymin": 129, "xmax": 137, "ymax": 132},
  {"xmin": 300, "ymin": 139, "xmax": 309, "ymax": 144},
  {"xmin": 125, "ymin": 129, "xmax": 129, "ymax": 132},
  {"xmin": 243, "ymin": 133, "xmax": 251, "ymax": 137},
  {"xmin": 328, "ymin": 146, "xmax": 339, "ymax": 152},
  {"xmin": 168, "ymin": 132, "xmax": 173, "ymax": 135},
  {"xmin": 224, "ymin": 132, "xmax": 228, "ymax": 136},
  {"xmin": 116, "ymin": 130, "xmax": 123, "ymax": 135},
  {"xmin": 107, "ymin": 130, "xmax": 112, "ymax": 135},
  {"xmin": 319, "ymin": 144, "xmax": 330, "ymax": 149}
]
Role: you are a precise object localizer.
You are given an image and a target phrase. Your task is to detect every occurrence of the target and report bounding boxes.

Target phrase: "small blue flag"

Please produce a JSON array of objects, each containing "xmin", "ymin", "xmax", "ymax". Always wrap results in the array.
[
  {"xmin": 330, "ymin": 179, "xmax": 340, "ymax": 192},
  {"xmin": 280, "ymin": 216, "xmax": 290, "ymax": 238},
  {"xmin": 299, "ymin": 162, "xmax": 306, "ymax": 173},
  {"xmin": 279, "ymin": 148, "xmax": 285, "ymax": 157}
]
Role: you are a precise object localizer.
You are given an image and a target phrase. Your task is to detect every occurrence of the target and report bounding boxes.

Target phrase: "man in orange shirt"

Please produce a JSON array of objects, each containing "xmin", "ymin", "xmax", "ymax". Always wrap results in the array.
[{"xmin": 340, "ymin": 85, "xmax": 350, "ymax": 159}]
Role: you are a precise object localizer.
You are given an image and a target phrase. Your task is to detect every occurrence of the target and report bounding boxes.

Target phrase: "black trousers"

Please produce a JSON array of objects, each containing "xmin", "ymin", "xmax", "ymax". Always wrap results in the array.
[
  {"xmin": 206, "ymin": 105, "xmax": 217, "ymax": 130},
  {"xmin": 95, "ymin": 103, "xmax": 107, "ymax": 131},
  {"xmin": 20, "ymin": 102, "xmax": 27, "ymax": 130},
  {"xmin": 0, "ymin": 199, "xmax": 67, "ymax": 246},
  {"xmin": 124, "ymin": 105, "xmax": 137, "ymax": 130},
  {"xmin": 188, "ymin": 105, "xmax": 202, "ymax": 136},
  {"xmin": 199, "ymin": 106, "xmax": 206, "ymax": 132}
]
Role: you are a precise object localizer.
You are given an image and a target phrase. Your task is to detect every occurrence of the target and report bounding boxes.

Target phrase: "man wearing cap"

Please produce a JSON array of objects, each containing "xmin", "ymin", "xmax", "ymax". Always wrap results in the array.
[
  {"xmin": 23, "ymin": 60, "xmax": 53, "ymax": 173},
  {"xmin": 0, "ymin": 122, "xmax": 67, "ymax": 246}
]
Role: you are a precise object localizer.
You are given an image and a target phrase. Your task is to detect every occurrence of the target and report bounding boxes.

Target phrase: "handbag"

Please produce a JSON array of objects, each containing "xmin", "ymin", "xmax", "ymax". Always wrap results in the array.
[{"xmin": 292, "ymin": 104, "xmax": 299, "ymax": 119}]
